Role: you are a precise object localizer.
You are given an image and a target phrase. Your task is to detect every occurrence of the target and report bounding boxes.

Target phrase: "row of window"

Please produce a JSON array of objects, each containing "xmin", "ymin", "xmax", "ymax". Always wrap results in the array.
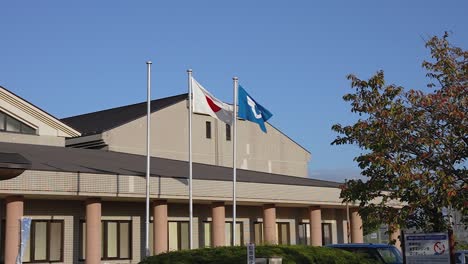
[
  {"xmin": 205, "ymin": 121, "xmax": 231, "ymax": 141},
  {"xmin": 0, "ymin": 111, "xmax": 37, "ymax": 135},
  {"xmin": 0, "ymin": 220, "xmax": 334, "ymax": 262}
]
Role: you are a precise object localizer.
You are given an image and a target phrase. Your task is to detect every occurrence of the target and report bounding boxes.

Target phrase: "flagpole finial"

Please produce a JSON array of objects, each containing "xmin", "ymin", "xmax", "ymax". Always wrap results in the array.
[
  {"xmin": 187, "ymin": 69, "xmax": 193, "ymax": 73},
  {"xmin": 233, "ymin": 76, "xmax": 238, "ymax": 81},
  {"xmin": 146, "ymin": 61, "xmax": 152, "ymax": 65}
]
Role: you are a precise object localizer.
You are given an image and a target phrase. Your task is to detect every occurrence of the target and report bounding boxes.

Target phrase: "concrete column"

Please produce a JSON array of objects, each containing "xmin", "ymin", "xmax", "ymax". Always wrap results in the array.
[
  {"xmin": 152, "ymin": 200, "xmax": 168, "ymax": 254},
  {"xmin": 5, "ymin": 195, "xmax": 23, "ymax": 264},
  {"xmin": 390, "ymin": 226, "xmax": 401, "ymax": 251},
  {"xmin": 263, "ymin": 204, "xmax": 277, "ymax": 245},
  {"xmin": 211, "ymin": 202, "xmax": 225, "ymax": 247},
  {"xmin": 350, "ymin": 208, "xmax": 363, "ymax": 243},
  {"xmin": 309, "ymin": 206, "xmax": 322, "ymax": 246},
  {"xmin": 85, "ymin": 198, "xmax": 101, "ymax": 264}
]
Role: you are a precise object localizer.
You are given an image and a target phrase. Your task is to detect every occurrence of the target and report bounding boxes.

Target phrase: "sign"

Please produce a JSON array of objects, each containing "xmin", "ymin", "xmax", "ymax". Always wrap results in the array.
[
  {"xmin": 404, "ymin": 232, "xmax": 450, "ymax": 264},
  {"xmin": 247, "ymin": 242, "xmax": 255, "ymax": 264}
]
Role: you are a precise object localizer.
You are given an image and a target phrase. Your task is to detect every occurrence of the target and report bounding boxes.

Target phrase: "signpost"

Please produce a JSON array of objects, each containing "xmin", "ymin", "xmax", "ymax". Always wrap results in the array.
[
  {"xmin": 247, "ymin": 242, "xmax": 255, "ymax": 264},
  {"xmin": 404, "ymin": 232, "xmax": 450, "ymax": 264}
]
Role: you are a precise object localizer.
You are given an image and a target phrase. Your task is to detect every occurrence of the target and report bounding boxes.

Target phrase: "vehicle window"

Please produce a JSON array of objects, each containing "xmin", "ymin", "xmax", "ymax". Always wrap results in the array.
[
  {"xmin": 340, "ymin": 248, "xmax": 385, "ymax": 263},
  {"xmin": 377, "ymin": 248, "xmax": 403, "ymax": 264}
]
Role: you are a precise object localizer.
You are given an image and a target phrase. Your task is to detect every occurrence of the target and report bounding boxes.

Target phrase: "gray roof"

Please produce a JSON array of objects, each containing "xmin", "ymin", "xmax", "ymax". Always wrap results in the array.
[
  {"xmin": 61, "ymin": 93, "xmax": 188, "ymax": 136},
  {"xmin": 0, "ymin": 142, "xmax": 340, "ymax": 188}
]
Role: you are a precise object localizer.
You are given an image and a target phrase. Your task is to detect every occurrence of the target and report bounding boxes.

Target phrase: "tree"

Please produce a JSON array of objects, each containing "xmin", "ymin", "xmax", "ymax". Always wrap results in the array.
[{"xmin": 331, "ymin": 33, "xmax": 467, "ymax": 236}]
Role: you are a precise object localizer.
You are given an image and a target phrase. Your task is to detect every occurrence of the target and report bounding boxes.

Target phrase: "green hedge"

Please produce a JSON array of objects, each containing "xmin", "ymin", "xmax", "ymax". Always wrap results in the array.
[{"xmin": 140, "ymin": 245, "xmax": 375, "ymax": 264}]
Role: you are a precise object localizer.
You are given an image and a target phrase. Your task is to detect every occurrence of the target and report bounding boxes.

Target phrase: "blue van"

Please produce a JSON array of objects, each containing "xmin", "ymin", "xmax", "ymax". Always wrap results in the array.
[{"xmin": 326, "ymin": 243, "xmax": 403, "ymax": 264}]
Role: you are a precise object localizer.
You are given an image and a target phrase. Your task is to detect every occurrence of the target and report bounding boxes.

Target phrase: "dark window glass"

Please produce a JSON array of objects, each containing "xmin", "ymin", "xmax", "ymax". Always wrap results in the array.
[
  {"xmin": 6, "ymin": 115, "xmax": 21, "ymax": 132},
  {"xmin": 21, "ymin": 124, "xmax": 36, "ymax": 134},
  {"xmin": 0, "ymin": 111, "xmax": 36, "ymax": 134},
  {"xmin": 322, "ymin": 223, "xmax": 332, "ymax": 245},
  {"xmin": 226, "ymin": 124, "xmax": 231, "ymax": 141},
  {"xmin": 0, "ymin": 112, "xmax": 5, "ymax": 130},
  {"xmin": 0, "ymin": 220, "xmax": 5, "ymax": 262},
  {"xmin": 206, "ymin": 121, "xmax": 211, "ymax": 139},
  {"xmin": 23, "ymin": 220, "xmax": 64, "ymax": 263},
  {"xmin": 298, "ymin": 223, "xmax": 310, "ymax": 245}
]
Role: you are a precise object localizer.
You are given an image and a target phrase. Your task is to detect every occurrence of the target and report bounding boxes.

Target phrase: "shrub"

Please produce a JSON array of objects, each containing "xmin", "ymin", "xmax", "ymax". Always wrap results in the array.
[{"xmin": 140, "ymin": 245, "xmax": 374, "ymax": 264}]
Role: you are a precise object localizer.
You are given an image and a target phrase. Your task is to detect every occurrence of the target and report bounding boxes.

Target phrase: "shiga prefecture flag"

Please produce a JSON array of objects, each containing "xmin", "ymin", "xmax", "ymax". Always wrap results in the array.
[
  {"xmin": 238, "ymin": 86, "xmax": 273, "ymax": 132},
  {"xmin": 192, "ymin": 77, "xmax": 233, "ymax": 124}
]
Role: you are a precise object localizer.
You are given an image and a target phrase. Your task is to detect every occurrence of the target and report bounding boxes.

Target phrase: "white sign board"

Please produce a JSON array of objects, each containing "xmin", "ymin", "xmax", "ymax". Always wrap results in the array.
[
  {"xmin": 404, "ymin": 232, "xmax": 450, "ymax": 264},
  {"xmin": 247, "ymin": 242, "xmax": 255, "ymax": 264}
]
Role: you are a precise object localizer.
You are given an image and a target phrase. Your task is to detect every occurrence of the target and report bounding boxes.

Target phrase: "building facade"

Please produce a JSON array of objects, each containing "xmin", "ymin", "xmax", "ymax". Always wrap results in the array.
[{"xmin": 0, "ymin": 85, "xmax": 386, "ymax": 264}]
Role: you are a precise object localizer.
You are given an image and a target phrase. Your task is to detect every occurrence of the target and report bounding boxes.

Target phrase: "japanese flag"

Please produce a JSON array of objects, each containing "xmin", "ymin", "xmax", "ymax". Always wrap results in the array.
[{"xmin": 192, "ymin": 77, "xmax": 233, "ymax": 124}]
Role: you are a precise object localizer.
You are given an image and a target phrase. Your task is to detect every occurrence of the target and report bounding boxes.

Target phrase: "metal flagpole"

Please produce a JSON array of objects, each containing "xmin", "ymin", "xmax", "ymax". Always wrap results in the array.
[
  {"xmin": 145, "ymin": 60, "xmax": 152, "ymax": 257},
  {"xmin": 187, "ymin": 69, "xmax": 194, "ymax": 249},
  {"xmin": 232, "ymin": 77, "xmax": 238, "ymax": 245}
]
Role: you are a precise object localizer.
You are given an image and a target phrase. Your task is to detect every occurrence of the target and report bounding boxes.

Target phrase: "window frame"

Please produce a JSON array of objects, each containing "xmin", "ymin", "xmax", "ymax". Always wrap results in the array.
[
  {"xmin": 253, "ymin": 221, "xmax": 263, "ymax": 245},
  {"xmin": 321, "ymin": 222, "xmax": 332, "ymax": 246},
  {"xmin": 298, "ymin": 222, "xmax": 310, "ymax": 245},
  {"xmin": 276, "ymin": 222, "xmax": 290, "ymax": 245},
  {"xmin": 79, "ymin": 220, "xmax": 132, "ymax": 261},
  {"xmin": 225, "ymin": 124, "xmax": 231, "ymax": 141},
  {"xmin": 225, "ymin": 221, "xmax": 244, "ymax": 246},
  {"xmin": 205, "ymin": 121, "xmax": 212, "ymax": 139},
  {"xmin": 168, "ymin": 221, "xmax": 190, "ymax": 251},
  {"xmin": 0, "ymin": 111, "xmax": 37, "ymax": 135},
  {"xmin": 24, "ymin": 220, "xmax": 64, "ymax": 263}
]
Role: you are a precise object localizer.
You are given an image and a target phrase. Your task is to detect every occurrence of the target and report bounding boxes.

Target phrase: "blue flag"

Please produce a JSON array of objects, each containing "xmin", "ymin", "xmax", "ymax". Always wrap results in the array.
[{"xmin": 238, "ymin": 86, "xmax": 273, "ymax": 132}]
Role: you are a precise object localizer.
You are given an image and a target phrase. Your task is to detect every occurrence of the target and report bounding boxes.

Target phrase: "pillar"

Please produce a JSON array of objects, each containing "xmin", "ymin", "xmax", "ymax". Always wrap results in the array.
[
  {"xmin": 309, "ymin": 206, "xmax": 322, "ymax": 246},
  {"xmin": 5, "ymin": 195, "xmax": 23, "ymax": 264},
  {"xmin": 152, "ymin": 200, "xmax": 168, "ymax": 254},
  {"xmin": 263, "ymin": 204, "xmax": 277, "ymax": 244},
  {"xmin": 390, "ymin": 226, "xmax": 401, "ymax": 251},
  {"xmin": 350, "ymin": 208, "xmax": 363, "ymax": 243},
  {"xmin": 211, "ymin": 202, "xmax": 225, "ymax": 247},
  {"xmin": 85, "ymin": 198, "xmax": 101, "ymax": 264}
]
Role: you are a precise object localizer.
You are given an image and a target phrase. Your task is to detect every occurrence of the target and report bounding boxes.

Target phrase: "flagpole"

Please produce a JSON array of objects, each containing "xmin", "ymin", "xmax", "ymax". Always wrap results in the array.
[
  {"xmin": 187, "ymin": 69, "xmax": 194, "ymax": 249},
  {"xmin": 232, "ymin": 77, "xmax": 238, "ymax": 246},
  {"xmin": 145, "ymin": 60, "xmax": 152, "ymax": 257}
]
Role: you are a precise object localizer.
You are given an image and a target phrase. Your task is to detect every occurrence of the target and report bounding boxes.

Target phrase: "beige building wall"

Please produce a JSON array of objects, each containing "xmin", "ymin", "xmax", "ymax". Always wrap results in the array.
[{"xmin": 93, "ymin": 101, "xmax": 310, "ymax": 177}]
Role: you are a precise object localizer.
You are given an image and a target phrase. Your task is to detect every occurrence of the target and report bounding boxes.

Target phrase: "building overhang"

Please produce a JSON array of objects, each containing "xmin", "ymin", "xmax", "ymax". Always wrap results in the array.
[{"xmin": 0, "ymin": 153, "xmax": 31, "ymax": 180}]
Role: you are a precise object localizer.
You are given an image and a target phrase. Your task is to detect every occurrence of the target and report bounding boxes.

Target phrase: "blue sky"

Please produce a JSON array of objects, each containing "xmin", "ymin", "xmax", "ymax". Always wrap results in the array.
[{"xmin": 1, "ymin": 1, "xmax": 467, "ymax": 182}]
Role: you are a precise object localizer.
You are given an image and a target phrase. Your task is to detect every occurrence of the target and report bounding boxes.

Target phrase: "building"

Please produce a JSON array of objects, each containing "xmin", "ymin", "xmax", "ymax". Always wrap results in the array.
[{"xmin": 0, "ymin": 85, "xmax": 393, "ymax": 264}]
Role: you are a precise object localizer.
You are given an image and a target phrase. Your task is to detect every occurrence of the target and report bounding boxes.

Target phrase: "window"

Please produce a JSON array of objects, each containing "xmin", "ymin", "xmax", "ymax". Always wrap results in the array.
[
  {"xmin": 205, "ymin": 121, "xmax": 211, "ymax": 139},
  {"xmin": 276, "ymin": 223, "xmax": 290, "ymax": 245},
  {"xmin": 253, "ymin": 222, "xmax": 263, "ymax": 244},
  {"xmin": 168, "ymin": 221, "xmax": 189, "ymax": 251},
  {"xmin": 226, "ymin": 124, "xmax": 231, "ymax": 141},
  {"xmin": 202, "ymin": 222, "xmax": 212, "ymax": 248},
  {"xmin": 298, "ymin": 223, "xmax": 310, "ymax": 245},
  {"xmin": 0, "ymin": 111, "xmax": 37, "ymax": 135},
  {"xmin": 225, "ymin": 221, "xmax": 243, "ymax": 246},
  {"xmin": 22, "ymin": 220, "xmax": 63, "ymax": 263},
  {"xmin": 322, "ymin": 223, "xmax": 332, "ymax": 245},
  {"xmin": 0, "ymin": 220, "xmax": 3, "ymax": 262},
  {"xmin": 79, "ymin": 220, "xmax": 132, "ymax": 260}
]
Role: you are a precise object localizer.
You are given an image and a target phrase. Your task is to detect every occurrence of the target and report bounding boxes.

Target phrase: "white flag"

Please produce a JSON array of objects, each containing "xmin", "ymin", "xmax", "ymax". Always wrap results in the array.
[{"xmin": 192, "ymin": 77, "xmax": 233, "ymax": 124}]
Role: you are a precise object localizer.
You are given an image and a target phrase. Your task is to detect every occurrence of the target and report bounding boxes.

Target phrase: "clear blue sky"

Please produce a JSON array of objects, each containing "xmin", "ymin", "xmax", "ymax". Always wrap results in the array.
[{"xmin": 1, "ymin": 1, "xmax": 466, "ymax": 182}]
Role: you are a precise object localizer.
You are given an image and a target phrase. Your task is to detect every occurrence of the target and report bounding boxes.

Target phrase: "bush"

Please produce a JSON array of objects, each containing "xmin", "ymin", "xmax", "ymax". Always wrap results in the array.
[{"xmin": 140, "ymin": 245, "xmax": 375, "ymax": 264}]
